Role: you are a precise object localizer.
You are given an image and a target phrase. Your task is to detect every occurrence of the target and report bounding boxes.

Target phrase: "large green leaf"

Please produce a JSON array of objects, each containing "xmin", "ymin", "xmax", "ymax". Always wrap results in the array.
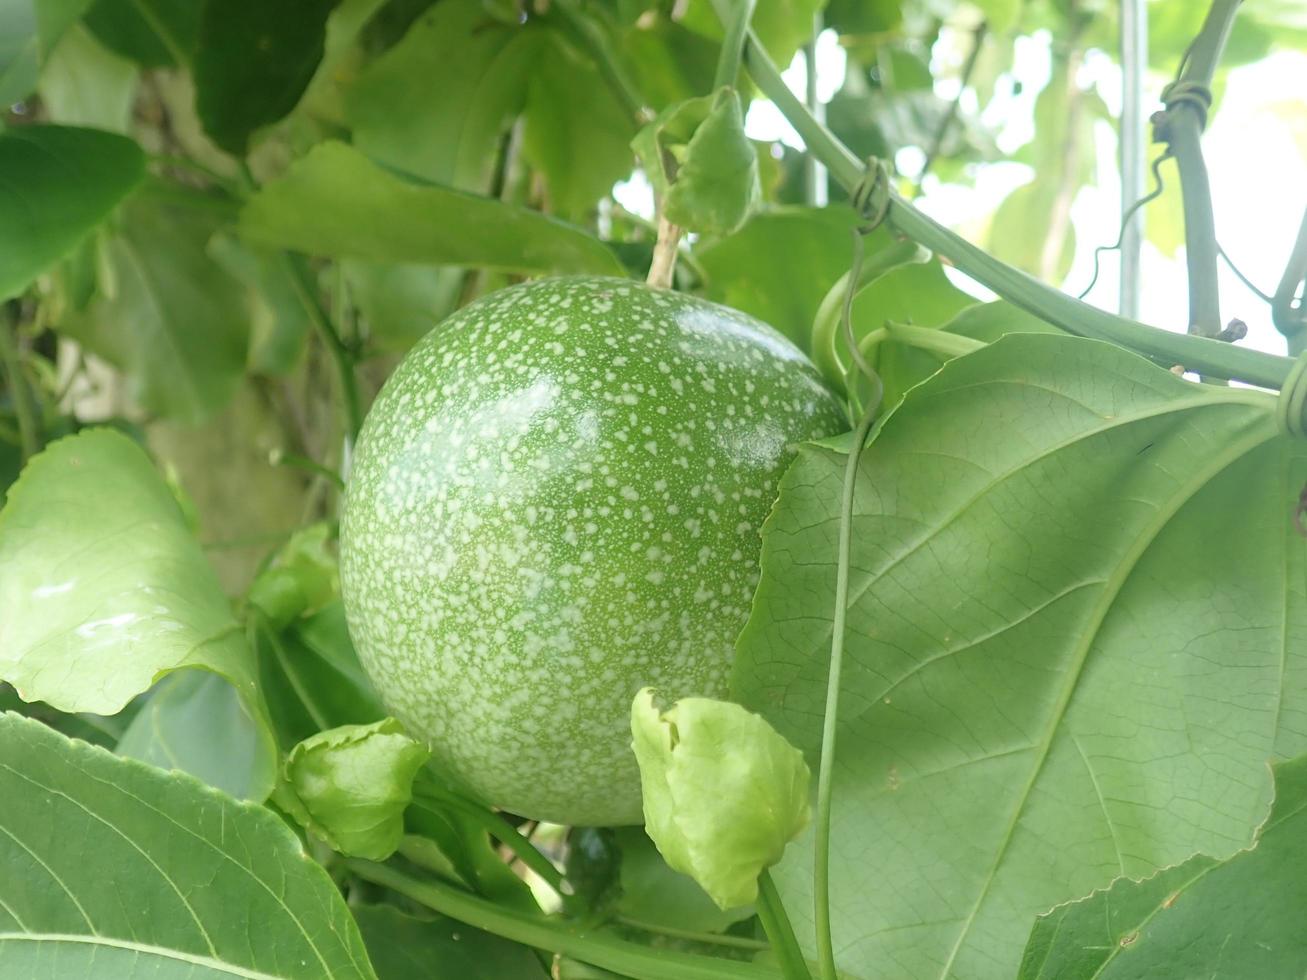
[
  {"xmin": 734, "ymin": 334, "xmax": 1304, "ymax": 979},
  {"xmin": 83, "ymin": 0, "xmax": 198, "ymax": 66},
  {"xmin": 0, "ymin": 711, "xmax": 376, "ymax": 978},
  {"xmin": 193, "ymin": 0, "xmax": 340, "ymax": 155},
  {"xmin": 696, "ymin": 206, "xmax": 870, "ymax": 349},
  {"xmin": 239, "ymin": 141, "xmax": 624, "ymax": 276},
  {"xmin": 522, "ymin": 30, "xmax": 635, "ymax": 219},
  {"xmin": 0, "ymin": 125, "xmax": 144, "ymax": 300},
  {"xmin": 59, "ymin": 184, "xmax": 249, "ymax": 424},
  {"xmin": 344, "ymin": 0, "xmax": 538, "ymax": 188},
  {"xmin": 354, "ymin": 905, "xmax": 543, "ymax": 979},
  {"xmin": 1019, "ymin": 754, "xmax": 1307, "ymax": 979},
  {"xmin": 0, "ymin": 428, "xmax": 277, "ymax": 799}
]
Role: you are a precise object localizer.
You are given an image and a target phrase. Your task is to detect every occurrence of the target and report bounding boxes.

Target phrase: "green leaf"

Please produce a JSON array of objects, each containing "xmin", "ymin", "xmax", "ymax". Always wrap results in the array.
[
  {"xmin": 0, "ymin": 682, "xmax": 136, "ymax": 750},
  {"xmin": 876, "ymin": 300, "xmax": 1061, "ymax": 409},
  {"xmin": 258, "ymin": 601, "xmax": 387, "ymax": 750},
  {"xmin": 208, "ymin": 233, "xmax": 312, "ymax": 375},
  {"xmin": 566, "ymin": 828, "xmax": 623, "ymax": 917},
  {"xmin": 1144, "ymin": 155, "xmax": 1185, "ymax": 259},
  {"xmin": 343, "ymin": 260, "xmax": 462, "ymax": 352},
  {"xmin": 987, "ymin": 179, "xmax": 1075, "ymax": 283},
  {"xmin": 616, "ymin": 15, "xmax": 717, "ymax": 110},
  {"xmin": 249, "ymin": 522, "xmax": 339, "ymax": 631},
  {"xmin": 614, "ymin": 827, "xmax": 755, "ymax": 934},
  {"xmin": 116, "ymin": 670, "xmax": 274, "ymax": 799},
  {"xmin": 58, "ymin": 184, "xmax": 249, "ymax": 424},
  {"xmin": 0, "ymin": 0, "xmax": 92, "ymax": 105},
  {"xmin": 344, "ymin": 0, "xmax": 538, "ymax": 188},
  {"xmin": 0, "ymin": 125, "xmax": 144, "ymax": 300},
  {"xmin": 633, "ymin": 87, "xmax": 760, "ymax": 237},
  {"xmin": 83, "ymin": 0, "xmax": 198, "ymax": 66},
  {"xmin": 697, "ymin": 206, "xmax": 869, "ymax": 348},
  {"xmin": 825, "ymin": 0, "xmax": 902, "ymax": 36},
  {"xmin": 239, "ymin": 141, "xmax": 624, "ymax": 276},
  {"xmin": 630, "ymin": 688, "xmax": 810, "ymax": 910},
  {"xmin": 354, "ymin": 904, "xmax": 545, "ymax": 980},
  {"xmin": 0, "ymin": 428, "xmax": 277, "ymax": 800},
  {"xmin": 734, "ymin": 334, "xmax": 1302, "ymax": 978},
  {"xmin": 971, "ymin": 0, "xmax": 1020, "ymax": 33},
  {"xmin": 1019, "ymin": 754, "xmax": 1307, "ymax": 980},
  {"xmin": 276, "ymin": 718, "xmax": 430, "ymax": 860},
  {"xmin": 193, "ymin": 0, "xmax": 340, "ymax": 155},
  {"xmin": 680, "ymin": 0, "xmax": 825, "ymax": 70},
  {"xmin": 522, "ymin": 31, "xmax": 636, "ymax": 219},
  {"xmin": 35, "ymin": 23, "xmax": 137, "ymax": 131},
  {"xmin": 850, "ymin": 257, "xmax": 978, "ymax": 405},
  {"xmin": 0, "ymin": 711, "xmax": 377, "ymax": 978}
]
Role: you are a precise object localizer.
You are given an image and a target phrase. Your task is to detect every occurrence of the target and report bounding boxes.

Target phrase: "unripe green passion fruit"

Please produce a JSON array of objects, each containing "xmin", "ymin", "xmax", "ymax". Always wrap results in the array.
[{"xmin": 340, "ymin": 276, "xmax": 846, "ymax": 826}]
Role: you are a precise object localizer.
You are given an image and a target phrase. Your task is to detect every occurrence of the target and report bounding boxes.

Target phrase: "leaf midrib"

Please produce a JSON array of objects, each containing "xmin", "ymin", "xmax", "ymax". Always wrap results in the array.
[
  {"xmin": 0, "ymin": 932, "xmax": 282, "ymax": 979},
  {"xmin": 935, "ymin": 416, "xmax": 1278, "ymax": 978}
]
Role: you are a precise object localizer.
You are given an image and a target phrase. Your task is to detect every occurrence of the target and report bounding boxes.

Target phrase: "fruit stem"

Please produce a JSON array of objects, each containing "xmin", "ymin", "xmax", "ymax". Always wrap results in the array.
[
  {"xmin": 735, "ymin": 25, "xmax": 1298, "ymax": 390},
  {"xmin": 756, "ymin": 869, "xmax": 814, "ymax": 980},
  {"xmin": 345, "ymin": 859, "xmax": 785, "ymax": 980},
  {"xmin": 647, "ymin": 214, "xmax": 684, "ymax": 290}
]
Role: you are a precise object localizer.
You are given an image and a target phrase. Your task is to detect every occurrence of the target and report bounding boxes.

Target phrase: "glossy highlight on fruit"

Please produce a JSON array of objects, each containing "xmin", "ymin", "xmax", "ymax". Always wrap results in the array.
[{"xmin": 339, "ymin": 276, "xmax": 847, "ymax": 826}]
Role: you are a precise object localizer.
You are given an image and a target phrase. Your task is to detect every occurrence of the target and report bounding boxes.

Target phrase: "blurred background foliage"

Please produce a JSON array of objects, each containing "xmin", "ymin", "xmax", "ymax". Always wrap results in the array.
[{"xmin": 2, "ymin": 0, "xmax": 1306, "ymax": 590}]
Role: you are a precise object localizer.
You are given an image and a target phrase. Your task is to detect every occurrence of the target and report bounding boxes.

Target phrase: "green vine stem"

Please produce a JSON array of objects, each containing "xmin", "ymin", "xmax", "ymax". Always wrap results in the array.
[
  {"xmin": 756, "ymin": 869, "xmax": 813, "ymax": 980},
  {"xmin": 1273, "ymin": 205, "xmax": 1307, "ymax": 354},
  {"xmin": 735, "ymin": 27, "xmax": 1298, "ymax": 390},
  {"xmin": 1161, "ymin": 0, "xmax": 1241, "ymax": 338},
  {"xmin": 614, "ymin": 916, "xmax": 770, "ymax": 952},
  {"xmin": 809, "ymin": 240, "xmax": 928, "ymax": 395},
  {"xmin": 345, "ymin": 860, "xmax": 783, "ymax": 980},
  {"xmin": 237, "ymin": 162, "xmax": 364, "ymax": 450},
  {"xmin": 278, "ymin": 252, "xmax": 364, "ymax": 445},
  {"xmin": 0, "ymin": 310, "xmax": 38, "ymax": 461},
  {"xmin": 410, "ymin": 787, "xmax": 567, "ymax": 898},
  {"xmin": 858, "ymin": 321, "xmax": 987, "ymax": 363},
  {"xmin": 714, "ymin": 0, "xmax": 758, "ymax": 91},
  {"xmin": 814, "ymin": 383, "xmax": 879, "ymax": 980}
]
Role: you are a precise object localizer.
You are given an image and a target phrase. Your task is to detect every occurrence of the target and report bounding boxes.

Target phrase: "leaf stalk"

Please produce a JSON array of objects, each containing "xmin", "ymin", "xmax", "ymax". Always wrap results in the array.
[{"xmin": 345, "ymin": 860, "xmax": 783, "ymax": 980}]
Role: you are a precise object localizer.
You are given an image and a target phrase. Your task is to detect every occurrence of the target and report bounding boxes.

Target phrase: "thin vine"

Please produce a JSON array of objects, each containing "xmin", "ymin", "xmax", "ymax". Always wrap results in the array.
[{"xmin": 734, "ymin": 23, "xmax": 1298, "ymax": 389}]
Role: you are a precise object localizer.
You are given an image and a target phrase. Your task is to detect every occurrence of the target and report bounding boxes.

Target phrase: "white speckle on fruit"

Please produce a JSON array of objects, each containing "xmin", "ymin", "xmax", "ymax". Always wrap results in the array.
[{"xmin": 339, "ymin": 276, "xmax": 846, "ymax": 826}]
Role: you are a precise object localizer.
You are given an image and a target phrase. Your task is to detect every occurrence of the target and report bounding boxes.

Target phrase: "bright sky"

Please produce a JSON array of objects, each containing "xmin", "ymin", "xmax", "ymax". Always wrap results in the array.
[{"xmin": 619, "ymin": 29, "xmax": 1307, "ymax": 358}]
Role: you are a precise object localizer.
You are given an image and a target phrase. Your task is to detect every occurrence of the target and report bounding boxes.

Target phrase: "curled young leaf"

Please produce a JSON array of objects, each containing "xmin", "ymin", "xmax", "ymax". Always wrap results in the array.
[
  {"xmin": 632, "ymin": 86, "xmax": 759, "ymax": 237},
  {"xmin": 248, "ymin": 522, "xmax": 339, "ymax": 630},
  {"xmin": 629, "ymin": 687, "xmax": 810, "ymax": 910},
  {"xmin": 277, "ymin": 718, "xmax": 430, "ymax": 860}
]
